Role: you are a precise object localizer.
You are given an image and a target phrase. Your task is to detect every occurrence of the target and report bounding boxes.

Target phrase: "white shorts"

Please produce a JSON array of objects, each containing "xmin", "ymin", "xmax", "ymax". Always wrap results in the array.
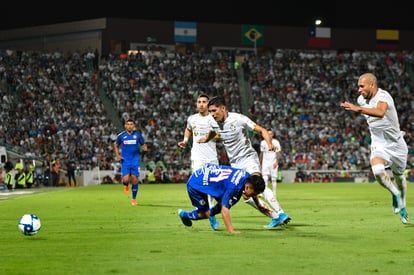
[
  {"xmin": 230, "ymin": 156, "xmax": 261, "ymax": 174},
  {"xmin": 370, "ymin": 137, "xmax": 408, "ymax": 174},
  {"xmin": 262, "ymin": 162, "xmax": 278, "ymax": 179}
]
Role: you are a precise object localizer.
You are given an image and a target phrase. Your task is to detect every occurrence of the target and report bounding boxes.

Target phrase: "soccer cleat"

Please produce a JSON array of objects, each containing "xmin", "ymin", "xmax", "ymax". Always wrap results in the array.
[
  {"xmin": 279, "ymin": 212, "xmax": 291, "ymax": 225},
  {"xmin": 131, "ymin": 199, "xmax": 137, "ymax": 206},
  {"xmin": 392, "ymin": 194, "xmax": 400, "ymax": 214},
  {"xmin": 123, "ymin": 184, "xmax": 129, "ymax": 195},
  {"xmin": 264, "ymin": 217, "xmax": 284, "ymax": 229},
  {"xmin": 209, "ymin": 216, "xmax": 219, "ymax": 230},
  {"xmin": 178, "ymin": 209, "xmax": 192, "ymax": 227},
  {"xmin": 399, "ymin": 207, "xmax": 408, "ymax": 224}
]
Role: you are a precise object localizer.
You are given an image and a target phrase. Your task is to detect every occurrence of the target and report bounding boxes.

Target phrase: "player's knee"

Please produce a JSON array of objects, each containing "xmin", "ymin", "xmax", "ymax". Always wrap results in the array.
[{"xmin": 372, "ymin": 164, "xmax": 385, "ymax": 176}]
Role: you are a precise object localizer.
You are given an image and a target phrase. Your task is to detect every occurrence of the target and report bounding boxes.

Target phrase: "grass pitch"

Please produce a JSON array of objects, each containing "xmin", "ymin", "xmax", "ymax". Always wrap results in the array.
[{"xmin": 1, "ymin": 182, "xmax": 413, "ymax": 275}]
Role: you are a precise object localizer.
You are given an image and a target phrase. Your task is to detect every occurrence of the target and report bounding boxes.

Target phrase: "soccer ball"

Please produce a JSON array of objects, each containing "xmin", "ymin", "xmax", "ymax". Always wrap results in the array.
[{"xmin": 18, "ymin": 214, "xmax": 41, "ymax": 236}]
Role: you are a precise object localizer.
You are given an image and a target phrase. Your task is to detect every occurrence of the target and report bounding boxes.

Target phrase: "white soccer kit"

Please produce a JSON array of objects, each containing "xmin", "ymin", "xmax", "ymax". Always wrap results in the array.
[
  {"xmin": 261, "ymin": 138, "xmax": 281, "ymax": 179},
  {"xmin": 187, "ymin": 113, "xmax": 219, "ymax": 172},
  {"xmin": 358, "ymin": 88, "xmax": 408, "ymax": 174},
  {"xmin": 211, "ymin": 112, "xmax": 260, "ymax": 174}
]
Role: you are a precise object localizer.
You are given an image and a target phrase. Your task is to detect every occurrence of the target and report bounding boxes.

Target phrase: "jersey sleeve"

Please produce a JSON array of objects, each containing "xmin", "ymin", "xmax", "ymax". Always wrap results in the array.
[{"xmin": 221, "ymin": 188, "xmax": 243, "ymax": 209}]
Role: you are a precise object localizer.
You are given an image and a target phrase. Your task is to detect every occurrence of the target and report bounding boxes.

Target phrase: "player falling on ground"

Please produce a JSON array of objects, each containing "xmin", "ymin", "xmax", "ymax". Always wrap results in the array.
[
  {"xmin": 200, "ymin": 96, "xmax": 291, "ymax": 228},
  {"xmin": 178, "ymin": 164, "xmax": 266, "ymax": 234}
]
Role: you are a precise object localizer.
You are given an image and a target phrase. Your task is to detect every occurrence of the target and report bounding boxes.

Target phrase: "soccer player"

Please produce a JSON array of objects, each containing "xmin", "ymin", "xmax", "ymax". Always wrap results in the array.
[
  {"xmin": 114, "ymin": 119, "xmax": 148, "ymax": 206},
  {"xmin": 260, "ymin": 128, "xmax": 281, "ymax": 196},
  {"xmin": 178, "ymin": 164, "xmax": 266, "ymax": 234},
  {"xmin": 178, "ymin": 93, "xmax": 220, "ymax": 230},
  {"xmin": 341, "ymin": 72, "xmax": 408, "ymax": 224},
  {"xmin": 200, "ymin": 96, "xmax": 291, "ymax": 228},
  {"xmin": 259, "ymin": 128, "xmax": 288, "ymax": 222}
]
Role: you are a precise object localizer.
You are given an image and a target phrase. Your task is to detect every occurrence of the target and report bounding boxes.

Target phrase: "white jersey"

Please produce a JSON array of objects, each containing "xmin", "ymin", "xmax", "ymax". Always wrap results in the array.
[
  {"xmin": 358, "ymin": 88, "xmax": 403, "ymax": 144},
  {"xmin": 211, "ymin": 112, "xmax": 260, "ymax": 174},
  {"xmin": 187, "ymin": 113, "xmax": 218, "ymax": 171},
  {"xmin": 260, "ymin": 138, "xmax": 281, "ymax": 164},
  {"xmin": 357, "ymin": 88, "xmax": 408, "ymax": 173},
  {"xmin": 261, "ymin": 138, "xmax": 281, "ymax": 178}
]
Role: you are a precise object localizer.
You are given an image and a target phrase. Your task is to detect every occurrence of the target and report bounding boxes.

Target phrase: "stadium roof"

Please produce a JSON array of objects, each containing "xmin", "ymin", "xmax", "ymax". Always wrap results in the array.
[{"xmin": 1, "ymin": 1, "xmax": 412, "ymax": 31}]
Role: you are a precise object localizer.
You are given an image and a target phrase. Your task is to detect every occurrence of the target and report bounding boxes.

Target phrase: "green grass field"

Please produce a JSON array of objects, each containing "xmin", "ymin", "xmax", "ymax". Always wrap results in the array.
[{"xmin": 1, "ymin": 182, "xmax": 413, "ymax": 275}]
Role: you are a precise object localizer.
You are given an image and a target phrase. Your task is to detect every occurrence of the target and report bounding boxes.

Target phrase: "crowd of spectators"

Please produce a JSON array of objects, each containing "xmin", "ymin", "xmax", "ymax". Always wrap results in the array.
[{"xmin": 1, "ymin": 47, "xmax": 414, "ymax": 182}]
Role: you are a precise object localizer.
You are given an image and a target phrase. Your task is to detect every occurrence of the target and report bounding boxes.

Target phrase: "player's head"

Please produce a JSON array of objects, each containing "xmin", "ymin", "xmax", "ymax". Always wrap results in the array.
[
  {"xmin": 358, "ymin": 73, "xmax": 377, "ymax": 99},
  {"xmin": 124, "ymin": 119, "xmax": 135, "ymax": 132},
  {"xmin": 244, "ymin": 174, "xmax": 265, "ymax": 196},
  {"xmin": 197, "ymin": 94, "xmax": 210, "ymax": 114},
  {"xmin": 208, "ymin": 96, "xmax": 227, "ymax": 123},
  {"xmin": 267, "ymin": 128, "xmax": 274, "ymax": 138}
]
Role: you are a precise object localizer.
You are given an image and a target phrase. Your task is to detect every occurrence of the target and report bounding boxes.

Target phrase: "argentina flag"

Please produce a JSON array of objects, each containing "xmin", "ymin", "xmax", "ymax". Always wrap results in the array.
[{"xmin": 174, "ymin": 21, "xmax": 197, "ymax": 43}]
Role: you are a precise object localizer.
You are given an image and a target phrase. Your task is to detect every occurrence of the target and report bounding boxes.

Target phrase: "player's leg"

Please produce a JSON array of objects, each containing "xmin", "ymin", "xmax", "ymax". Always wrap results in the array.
[
  {"xmin": 121, "ymin": 163, "xmax": 130, "ymax": 194},
  {"xmin": 208, "ymin": 195, "xmax": 219, "ymax": 230},
  {"xmin": 261, "ymin": 187, "xmax": 291, "ymax": 228},
  {"xmin": 130, "ymin": 166, "xmax": 140, "ymax": 205},
  {"xmin": 393, "ymin": 171, "xmax": 408, "ymax": 222},
  {"xmin": 271, "ymin": 166, "xmax": 278, "ymax": 197},
  {"xmin": 193, "ymin": 159, "xmax": 219, "ymax": 230},
  {"xmin": 372, "ymin": 162, "xmax": 401, "ymax": 207},
  {"xmin": 178, "ymin": 187, "xmax": 209, "ymax": 227},
  {"xmin": 391, "ymin": 151, "xmax": 408, "ymax": 223}
]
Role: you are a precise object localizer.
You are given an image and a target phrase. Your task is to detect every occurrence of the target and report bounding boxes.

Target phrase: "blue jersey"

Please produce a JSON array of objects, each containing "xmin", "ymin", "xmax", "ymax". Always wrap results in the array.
[
  {"xmin": 187, "ymin": 164, "xmax": 249, "ymax": 209},
  {"xmin": 115, "ymin": 130, "xmax": 145, "ymax": 164}
]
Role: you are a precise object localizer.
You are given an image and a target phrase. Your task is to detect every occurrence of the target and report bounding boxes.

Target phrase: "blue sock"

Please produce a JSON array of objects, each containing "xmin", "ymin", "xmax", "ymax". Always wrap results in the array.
[
  {"xmin": 132, "ymin": 184, "xmax": 138, "ymax": 199},
  {"xmin": 210, "ymin": 204, "xmax": 221, "ymax": 216},
  {"xmin": 182, "ymin": 210, "xmax": 200, "ymax": 220}
]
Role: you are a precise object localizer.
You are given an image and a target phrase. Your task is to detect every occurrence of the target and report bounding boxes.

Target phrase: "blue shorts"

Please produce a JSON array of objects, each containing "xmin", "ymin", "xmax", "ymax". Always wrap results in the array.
[
  {"xmin": 187, "ymin": 185, "xmax": 210, "ymax": 212},
  {"xmin": 121, "ymin": 162, "xmax": 140, "ymax": 177}
]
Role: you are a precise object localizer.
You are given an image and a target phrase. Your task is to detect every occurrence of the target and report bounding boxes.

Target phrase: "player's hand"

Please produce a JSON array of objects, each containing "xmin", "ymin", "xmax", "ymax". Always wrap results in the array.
[
  {"xmin": 178, "ymin": 141, "xmax": 187, "ymax": 148},
  {"xmin": 341, "ymin": 101, "xmax": 357, "ymax": 111}
]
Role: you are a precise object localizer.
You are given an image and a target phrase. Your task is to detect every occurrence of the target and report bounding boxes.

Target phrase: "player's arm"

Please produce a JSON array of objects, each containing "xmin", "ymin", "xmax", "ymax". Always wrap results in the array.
[
  {"xmin": 341, "ymin": 101, "xmax": 387, "ymax": 118},
  {"xmin": 141, "ymin": 143, "xmax": 148, "ymax": 151},
  {"xmin": 198, "ymin": 130, "xmax": 218, "ymax": 143},
  {"xmin": 253, "ymin": 124, "xmax": 275, "ymax": 151},
  {"xmin": 259, "ymin": 150, "xmax": 263, "ymax": 166},
  {"xmin": 273, "ymin": 152, "xmax": 279, "ymax": 169},
  {"xmin": 178, "ymin": 128, "xmax": 192, "ymax": 148},
  {"xmin": 274, "ymin": 145, "xmax": 280, "ymax": 169},
  {"xmin": 221, "ymin": 206, "xmax": 240, "ymax": 234},
  {"xmin": 254, "ymin": 196, "xmax": 273, "ymax": 216},
  {"xmin": 113, "ymin": 143, "xmax": 122, "ymax": 161}
]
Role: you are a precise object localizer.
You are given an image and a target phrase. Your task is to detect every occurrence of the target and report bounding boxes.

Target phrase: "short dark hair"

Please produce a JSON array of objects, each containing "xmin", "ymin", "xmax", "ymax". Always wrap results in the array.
[
  {"xmin": 208, "ymin": 96, "xmax": 226, "ymax": 107},
  {"xmin": 247, "ymin": 174, "xmax": 266, "ymax": 194},
  {"xmin": 198, "ymin": 93, "xmax": 210, "ymax": 100}
]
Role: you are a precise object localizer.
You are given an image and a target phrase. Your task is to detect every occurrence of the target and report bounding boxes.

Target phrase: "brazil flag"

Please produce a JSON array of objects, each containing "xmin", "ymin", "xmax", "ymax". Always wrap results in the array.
[{"xmin": 242, "ymin": 25, "xmax": 264, "ymax": 46}]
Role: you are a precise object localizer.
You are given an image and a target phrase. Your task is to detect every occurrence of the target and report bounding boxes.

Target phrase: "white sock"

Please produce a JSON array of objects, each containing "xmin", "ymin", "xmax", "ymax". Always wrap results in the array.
[
  {"xmin": 372, "ymin": 164, "xmax": 400, "ymax": 196},
  {"xmin": 393, "ymin": 173, "xmax": 407, "ymax": 207},
  {"xmin": 271, "ymin": 178, "xmax": 277, "ymax": 196},
  {"xmin": 244, "ymin": 196, "xmax": 276, "ymax": 219},
  {"xmin": 261, "ymin": 187, "xmax": 283, "ymax": 217},
  {"xmin": 207, "ymin": 195, "xmax": 215, "ymax": 209}
]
